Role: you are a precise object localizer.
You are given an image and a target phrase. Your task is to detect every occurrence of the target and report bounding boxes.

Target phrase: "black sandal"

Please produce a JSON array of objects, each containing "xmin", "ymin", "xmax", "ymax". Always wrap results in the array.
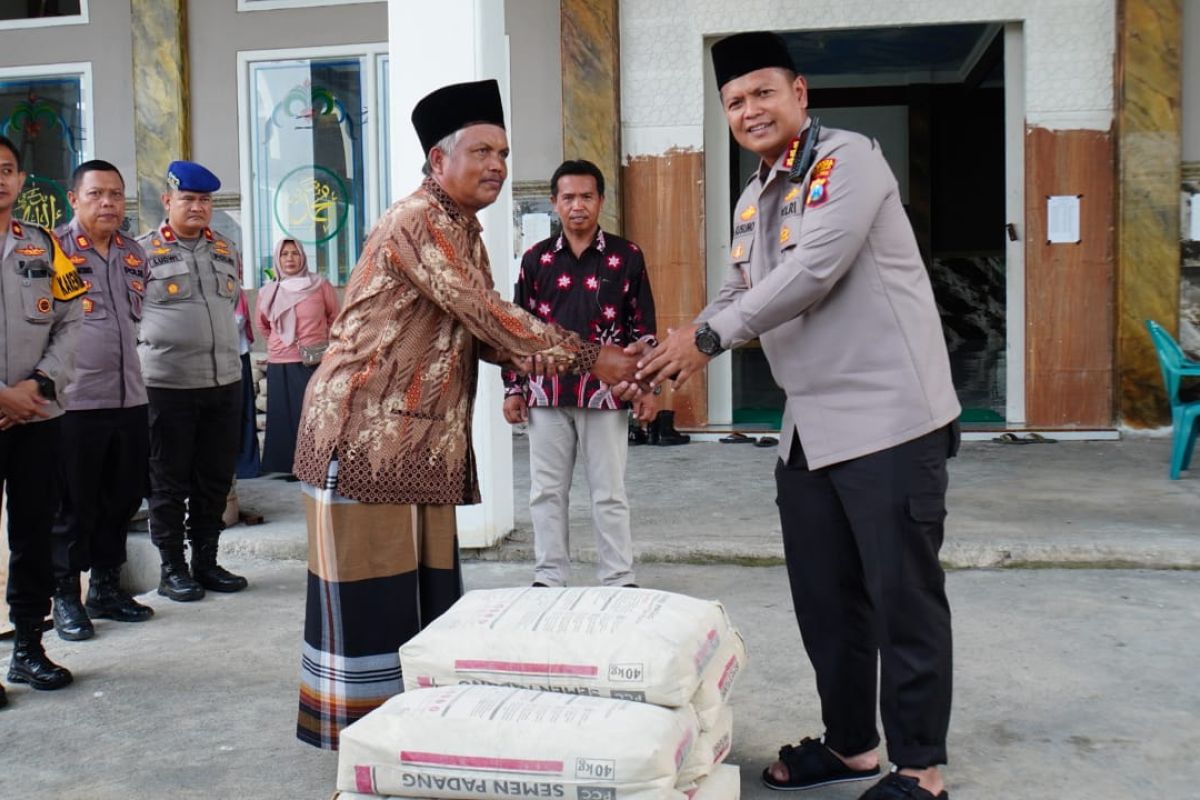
[{"xmin": 761, "ymin": 737, "xmax": 880, "ymax": 791}]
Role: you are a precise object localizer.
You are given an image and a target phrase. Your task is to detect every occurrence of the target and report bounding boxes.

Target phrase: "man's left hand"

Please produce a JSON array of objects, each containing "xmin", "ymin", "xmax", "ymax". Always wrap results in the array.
[
  {"xmin": 631, "ymin": 392, "xmax": 658, "ymax": 423},
  {"xmin": 636, "ymin": 324, "xmax": 710, "ymax": 389}
]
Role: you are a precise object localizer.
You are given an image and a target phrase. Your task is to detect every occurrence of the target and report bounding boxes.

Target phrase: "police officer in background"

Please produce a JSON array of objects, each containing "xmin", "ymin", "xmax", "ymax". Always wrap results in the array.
[
  {"xmin": 137, "ymin": 161, "xmax": 248, "ymax": 602},
  {"xmin": 0, "ymin": 134, "xmax": 85, "ymax": 706},
  {"xmin": 49, "ymin": 160, "xmax": 155, "ymax": 641},
  {"xmin": 635, "ymin": 33, "xmax": 960, "ymax": 800}
]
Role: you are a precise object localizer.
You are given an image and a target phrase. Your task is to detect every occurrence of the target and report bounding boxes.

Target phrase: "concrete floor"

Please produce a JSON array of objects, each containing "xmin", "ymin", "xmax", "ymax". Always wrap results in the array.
[{"xmin": 3, "ymin": 559, "xmax": 1197, "ymax": 800}]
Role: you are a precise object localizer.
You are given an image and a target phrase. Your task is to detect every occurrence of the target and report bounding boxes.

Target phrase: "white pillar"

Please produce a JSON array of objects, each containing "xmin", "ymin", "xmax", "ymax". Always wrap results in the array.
[{"xmin": 388, "ymin": 0, "xmax": 515, "ymax": 548}]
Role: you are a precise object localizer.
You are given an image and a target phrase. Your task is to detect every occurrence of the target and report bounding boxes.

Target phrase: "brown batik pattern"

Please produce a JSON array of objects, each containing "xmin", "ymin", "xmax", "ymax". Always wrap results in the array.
[{"xmin": 293, "ymin": 178, "xmax": 600, "ymax": 505}]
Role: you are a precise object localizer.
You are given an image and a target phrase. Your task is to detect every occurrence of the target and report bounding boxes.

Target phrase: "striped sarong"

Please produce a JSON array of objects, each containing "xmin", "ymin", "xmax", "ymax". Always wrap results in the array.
[{"xmin": 296, "ymin": 460, "xmax": 463, "ymax": 749}]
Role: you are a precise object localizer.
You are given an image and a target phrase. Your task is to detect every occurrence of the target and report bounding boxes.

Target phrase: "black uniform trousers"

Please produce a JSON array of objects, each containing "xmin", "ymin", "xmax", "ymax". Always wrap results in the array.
[
  {"xmin": 147, "ymin": 383, "xmax": 241, "ymax": 554},
  {"xmin": 775, "ymin": 423, "xmax": 958, "ymax": 768},
  {"xmin": 51, "ymin": 405, "xmax": 149, "ymax": 578},
  {"xmin": 1, "ymin": 417, "xmax": 61, "ymax": 622}
]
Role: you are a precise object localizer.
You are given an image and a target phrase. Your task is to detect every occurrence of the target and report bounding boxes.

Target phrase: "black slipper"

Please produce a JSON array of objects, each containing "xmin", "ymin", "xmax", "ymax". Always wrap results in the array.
[
  {"xmin": 761, "ymin": 737, "xmax": 880, "ymax": 791},
  {"xmin": 991, "ymin": 432, "xmax": 1033, "ymax": 445},
  {"xmin": 755, "ymin": 436, "xmax": 779, "ymax": 448},
  {"xmin": 857, "ymin": 772, "xmax": 948, "ymax": 799},
  {"xmin": 720, "ymin": 432, "xmax": 757, "ymax": 444}
]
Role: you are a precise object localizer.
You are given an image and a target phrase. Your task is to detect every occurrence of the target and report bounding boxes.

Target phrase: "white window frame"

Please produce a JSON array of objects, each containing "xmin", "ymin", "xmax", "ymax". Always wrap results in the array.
[
  {"xmin": 0, "ymin": 61, "xmax": 95, "ymax": 161},
  {"xmin": 236, "ymin": 42, "xmax": 387, "ymax": 288},
  {"xmin": 238, "ymin": 0, "xmax": 382, "ymax": 12},
  {"xmin": 0, "ymin": 0, "xmax": 88, "ymax": 30}
]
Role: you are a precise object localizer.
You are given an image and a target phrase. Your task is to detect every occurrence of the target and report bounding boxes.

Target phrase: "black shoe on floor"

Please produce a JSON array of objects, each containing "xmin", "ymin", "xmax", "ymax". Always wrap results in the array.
[
  {"xmin": 857, "ymin": 772, "xmax": 947, "ymax": 800},
  {"xmin": 158, "ymin": 563, "xmax": 205, "ymax": 602},
  {"xmin": 0, "ymin": 681, "xmax": 7, "ymax": 708},
  {"xmin": 86, "ymin": 567, "xmax": 154, "ymax": 622},
  {"xmin": 193, "ymin": 564, "xmax": 249, "ymax": 593},
  {"xmin": 531, "ymin": 581, "xmax": 550, "ymax": 587},
  {"xmin": 7, "ymin": 622, "xmax": 73, "ymax": 691},
  {"xmin": 52, "ymin": 586, "xmax": 94, "ymax": 641},
  {"xmin": 761, "ymin": 737, "xmax": 880, "ymax": 791}
]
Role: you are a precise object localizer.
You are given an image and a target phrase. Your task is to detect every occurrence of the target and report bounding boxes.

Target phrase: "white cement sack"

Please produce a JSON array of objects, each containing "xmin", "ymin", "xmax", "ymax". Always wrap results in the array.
[
  {"xmin": 338, "ymin": 685, "xmax": 699, "ymax": 800},
  {"xmin": 676, "ymin": 704, "xmax": 732, "ymax": 787},
  {"xmin": 400, "ymin": 587, "xmax": 745, "ymax": 715},
  {"xmin": 689, "ymin": 628, "xmax": 746, "ymax": 730},
  {"xmin": 683, "ymin": 765, "xmax": 740, "ymax": 800}
]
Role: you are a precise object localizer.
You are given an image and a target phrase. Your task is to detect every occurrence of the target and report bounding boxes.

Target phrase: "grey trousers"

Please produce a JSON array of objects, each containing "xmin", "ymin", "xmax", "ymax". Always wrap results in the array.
[{"xmin": 527, "ymin": 407, "xmax": 634, "ymax": 586}]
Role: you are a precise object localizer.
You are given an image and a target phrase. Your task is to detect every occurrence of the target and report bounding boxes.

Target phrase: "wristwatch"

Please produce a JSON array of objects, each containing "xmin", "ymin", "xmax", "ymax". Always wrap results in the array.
[
  {"xmin": 30, "ymin": 372, "xmax": 56, "ymax": 401},
  {"xmin": 694, "ymin": 323, "xmax": 724, "ymax": 357}
]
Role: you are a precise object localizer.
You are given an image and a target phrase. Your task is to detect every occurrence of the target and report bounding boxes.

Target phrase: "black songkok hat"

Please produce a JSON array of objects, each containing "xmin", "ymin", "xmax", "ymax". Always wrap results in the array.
[
  {"xmin": 411, "ymin": 79, "xmax": 506, "ymax": 155},
  {"xmin": 711, "ymin": 31, "xmax": 796, "ymax": 89}
]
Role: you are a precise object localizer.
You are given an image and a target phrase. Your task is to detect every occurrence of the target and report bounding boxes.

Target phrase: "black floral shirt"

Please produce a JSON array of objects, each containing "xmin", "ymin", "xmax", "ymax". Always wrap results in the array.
[{"xmin": 503, "ymin": 229, "xmax": 656, "ymax": 409}]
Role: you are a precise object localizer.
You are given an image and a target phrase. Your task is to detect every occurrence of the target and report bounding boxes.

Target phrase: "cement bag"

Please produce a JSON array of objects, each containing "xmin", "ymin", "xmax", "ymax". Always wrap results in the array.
[
  {"xmin": 683, "ymin": 764, "xmax": 740, "ymax": 800},
  {"xmin": 401, "ymin": 587, "xmax": 743, "ymax": 711},
  {"xmin": 338, "ymin": 685, "xmax": 699, "ymax": 800},
  {"xmin": 676, "ymin": 704, "xmax": 732, "ymax": 787},
  {"xmin": 689, "ymin": 627, "xmax": 746, "ymax": 730}
]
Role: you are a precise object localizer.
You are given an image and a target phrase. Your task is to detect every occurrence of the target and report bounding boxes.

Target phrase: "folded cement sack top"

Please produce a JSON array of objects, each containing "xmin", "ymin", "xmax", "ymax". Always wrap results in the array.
[
  {"xmin": 339, "ymin": 685, "xmax": 700, "ymax": 800},
  {"xmin": 400, "ymin": 587, "xmax": 746, "ymax": 713}
]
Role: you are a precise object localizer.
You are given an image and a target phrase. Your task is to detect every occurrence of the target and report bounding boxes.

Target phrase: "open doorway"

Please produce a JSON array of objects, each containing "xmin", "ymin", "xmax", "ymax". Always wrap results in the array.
[{"xmin": 726, "ymin": 24, "xmax": 1011, "ymax": 428}]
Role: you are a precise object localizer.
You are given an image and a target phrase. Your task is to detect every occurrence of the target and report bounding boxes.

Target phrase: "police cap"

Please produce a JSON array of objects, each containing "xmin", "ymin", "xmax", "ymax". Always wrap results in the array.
[{"xmin": 166, "ymin": 160, "xmax": 221, "ymax": 193}]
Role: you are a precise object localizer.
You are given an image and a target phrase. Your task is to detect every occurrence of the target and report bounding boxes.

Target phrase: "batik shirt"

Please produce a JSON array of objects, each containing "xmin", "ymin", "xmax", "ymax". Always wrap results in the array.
[{"xmin": 502, "ymin": 229, "xmax": 656, "ymax": 410}]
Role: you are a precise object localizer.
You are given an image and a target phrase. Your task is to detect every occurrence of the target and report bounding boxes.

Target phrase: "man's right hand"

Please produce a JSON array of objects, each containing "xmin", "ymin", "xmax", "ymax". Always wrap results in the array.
[
  {"xmin": 0, "ymin": 381, "xmax": 51, "ymax": 424},
  {"xmin": 502, "ymin": 395, "xmax": 529, "ymax": 424},
  {"xmin": 592, "ymin": 344, "xmax": 642, "ymax": 387}
]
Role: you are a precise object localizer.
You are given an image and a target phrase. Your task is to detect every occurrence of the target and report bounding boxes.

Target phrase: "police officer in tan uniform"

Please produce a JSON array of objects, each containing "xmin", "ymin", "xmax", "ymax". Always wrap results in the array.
[
  {"xmin": 50, "ymin": 160, "xmax": 155, "ymax": 641},
  {"xmin": 0, "ymin": 134, "xmax": 85, "ymax": 706},
  {"xmin": 137, "ymin": 161, "xmax": 248, "ymax": 603},
  {"xmin": 636, "ymin": 33, "xmax": 959, "ymax": 800}
]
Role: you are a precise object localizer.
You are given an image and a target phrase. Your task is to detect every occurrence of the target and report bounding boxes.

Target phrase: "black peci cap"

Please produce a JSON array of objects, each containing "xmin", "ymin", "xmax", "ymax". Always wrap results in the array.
[
  {"xmin": 711, "ymin": 31, "xmax": 796, "ymax": 89},
  {"xmin": 411, "ymin": 79, "xmax": 506, "ymax": 155}
]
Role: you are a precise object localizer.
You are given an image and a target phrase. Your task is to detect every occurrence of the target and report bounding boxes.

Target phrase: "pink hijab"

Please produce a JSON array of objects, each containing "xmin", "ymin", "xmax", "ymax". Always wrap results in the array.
[{"xmin": 258, "ymin": 238, "xmax": 323, "ymax": 346}]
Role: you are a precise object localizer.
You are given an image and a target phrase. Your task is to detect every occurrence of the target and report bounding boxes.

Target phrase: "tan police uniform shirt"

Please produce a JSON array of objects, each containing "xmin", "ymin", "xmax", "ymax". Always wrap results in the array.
[
  {"xmin": 136, "ymin": 224, "xmax": 242, "ymax": 390},
  {"xmin": 699, "ymin": 124, "xmax": 960, "ymax": 469},
  {"xmin": 0, "ymin": 221, "xmax": 84, "ymax": 418}
]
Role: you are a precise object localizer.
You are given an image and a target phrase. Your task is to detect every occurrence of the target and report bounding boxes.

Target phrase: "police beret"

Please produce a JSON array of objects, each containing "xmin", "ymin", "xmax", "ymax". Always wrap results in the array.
[
  {"xmin": 166, "ymin": 160, "xmax": 221, "ymax": 193},
  {"xmin": 411, "ymin": 79, "xmax": 506, "ymax": 156},
  {"xmin": 711, "ymin": 31, "xmax": 796, "ymax": 90}
]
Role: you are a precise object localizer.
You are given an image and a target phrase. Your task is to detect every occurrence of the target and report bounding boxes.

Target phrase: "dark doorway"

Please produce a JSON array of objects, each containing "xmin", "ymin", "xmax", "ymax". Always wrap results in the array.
[{"xmin": 729, "ymin": 24, "xmax": 1007, "ymax": 427}]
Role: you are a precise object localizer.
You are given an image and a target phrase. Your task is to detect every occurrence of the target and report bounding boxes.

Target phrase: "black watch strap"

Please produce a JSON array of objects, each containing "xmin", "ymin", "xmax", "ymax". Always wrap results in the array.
[
  {"xmin": 695, "ymin": 323, "xmax": 724, "ymax": 356},
  {"xmin": 30, "ymin": 372, "xmax": 56, "ymax": 401}
]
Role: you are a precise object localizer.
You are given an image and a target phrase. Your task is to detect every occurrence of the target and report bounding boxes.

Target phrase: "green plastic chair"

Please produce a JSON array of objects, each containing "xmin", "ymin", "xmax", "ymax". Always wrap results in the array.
[{"xmin": 1145, "ymin": 320, "xmax": 1200, "ymax": 479}]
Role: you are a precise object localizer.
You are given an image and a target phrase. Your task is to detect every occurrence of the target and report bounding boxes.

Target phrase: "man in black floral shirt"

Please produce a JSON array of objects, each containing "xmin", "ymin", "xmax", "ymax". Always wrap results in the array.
[{"xmin": 502, "ymin": 160, "xmax": 657, "ymax": 587}]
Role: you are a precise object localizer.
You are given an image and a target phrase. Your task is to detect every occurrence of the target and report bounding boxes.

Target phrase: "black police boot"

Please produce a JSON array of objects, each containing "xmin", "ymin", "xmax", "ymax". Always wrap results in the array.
[
  {"xmin": 158, "ymin": 548, "xmax": 205, "ymax": 602},
  {"xmin": 628, "ymin": 418, "xmax": 649, "ymax": 446},
  {"xmin": 191, "ymin": 539, "xmax": 248, "ymax": 593},
  {"xmin": 7, "ymin": 619, "xmax": 73, "ymax": 690},
  {"xmin": 86, "ymin": 566, "xmax": 154, "ymax": 622},
  {"xmin": 0, "ymin": 680, "xmax": 7, "ymax": 708},
  {"xmin": 51, "ymin": 576, "xmax": 94, "ymax": 641},
  {"xmin": 650, "ymin": 410, "xmax": 691, "ymax": 446}
]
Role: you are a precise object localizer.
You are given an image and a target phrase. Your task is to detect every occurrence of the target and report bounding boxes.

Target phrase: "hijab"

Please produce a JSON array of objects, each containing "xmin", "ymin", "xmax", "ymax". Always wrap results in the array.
[{"xmin": 259, "ymin": 239, "xmax": 323, "ymax": 346}]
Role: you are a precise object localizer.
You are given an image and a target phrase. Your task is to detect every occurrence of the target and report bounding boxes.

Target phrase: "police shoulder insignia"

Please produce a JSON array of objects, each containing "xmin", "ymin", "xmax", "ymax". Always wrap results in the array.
[
  {"xmin": 782, "ymin": 135, "xmax": 803, "ymax": 170},
  {"xmin": 806, "ymin": 179, "xmax": 830, "ymax": 208},
  {"xmin": 124, "ymin": 252, "xmax": 143, "ymax": 267},
  {"xmin": 813, "ymin": 158, "xmax": 836, "ymax": 177}
]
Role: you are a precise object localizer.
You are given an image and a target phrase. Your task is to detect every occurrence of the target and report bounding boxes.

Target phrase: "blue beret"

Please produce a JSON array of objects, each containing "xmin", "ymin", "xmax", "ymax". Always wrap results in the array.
[{"xmin": 166, "ymin": 160, "xmax": 221, "ymax": 193}]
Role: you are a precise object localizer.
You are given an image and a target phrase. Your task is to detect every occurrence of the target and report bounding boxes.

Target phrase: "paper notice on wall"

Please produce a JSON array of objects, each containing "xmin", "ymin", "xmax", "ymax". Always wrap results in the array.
[
  {"xmin": 1047, "ymin": 195, "xmax": 1081, "ymax": 244},
  {"xmin": 521, "ymin": 212, "xmax": 553, "ymax": 252}
]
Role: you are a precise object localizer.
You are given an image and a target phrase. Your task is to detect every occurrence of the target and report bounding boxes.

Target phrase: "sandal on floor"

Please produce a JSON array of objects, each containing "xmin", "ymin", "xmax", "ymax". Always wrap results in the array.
[
  {"xmin": 755, "ymin": 436, "xmax": 779, "ymax": 448},
  {"xmin": 720, "ymin": 432, "xmax": 757, "ymax": 444},
  {"xmin": 991, "ymin": 432, "xmax": 1033, "ymax": 445},
  {"xmin": 761, "ymin": 737, "xmax": 880, "ymax": 791},
  {"xmin": 1023, "ymin": 432, "xmax": 1058, "ymax": 443},
  {"xmin": 857, "ymin": 772, "xmax": 948, "ymax": 799}
]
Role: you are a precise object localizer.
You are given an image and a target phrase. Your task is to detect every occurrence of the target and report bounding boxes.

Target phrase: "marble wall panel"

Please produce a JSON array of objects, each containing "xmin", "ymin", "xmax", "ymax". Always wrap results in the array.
[
  {"xmin": 561, "ymin": 0, "xmax": 622, "ymax": 234},
  {"xmin": 131, "ymin": 0, "xmax": 189, "ymax": 230},
  {"xmin": 1115, "ymin": 0, "xmax": 1182, "ymax": 426}
]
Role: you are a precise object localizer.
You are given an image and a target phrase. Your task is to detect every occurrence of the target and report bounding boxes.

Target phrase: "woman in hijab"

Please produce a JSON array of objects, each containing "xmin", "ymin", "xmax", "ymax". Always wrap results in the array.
[{"xmin": 255, "ymin": 239, "xmax": 339, "ymax": 476}]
